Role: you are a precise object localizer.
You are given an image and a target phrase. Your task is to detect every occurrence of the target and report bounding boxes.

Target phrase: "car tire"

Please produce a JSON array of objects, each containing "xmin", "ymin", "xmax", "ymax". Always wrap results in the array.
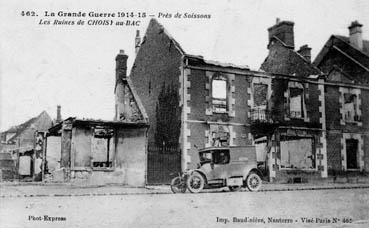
[
  {"xmin": 170, "ymin": 176, "xmax": 186, "ymax": 194},
  {"xmin": 187, "ymin": 172, "xmax": 205, "ymax": 193},
  {"xmin": 246, "ymin": 172, "xmax": 262, "ymax": 192}
]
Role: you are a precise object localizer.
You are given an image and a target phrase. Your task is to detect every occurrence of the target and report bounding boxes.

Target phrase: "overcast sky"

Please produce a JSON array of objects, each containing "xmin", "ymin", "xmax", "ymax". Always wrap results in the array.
[{"xmin": 0, "ymin": 0, "xmax": 368, "ymax": 131}]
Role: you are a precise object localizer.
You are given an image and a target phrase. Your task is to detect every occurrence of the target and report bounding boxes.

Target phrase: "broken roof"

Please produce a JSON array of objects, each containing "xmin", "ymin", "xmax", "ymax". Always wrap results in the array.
[
  {"xmin": 1, "ymin": 111, "xmax": 51, "ymax": 143},
  {"xmin": 313, "ymin": 35, "xmax": 369, "ymax": 72},
  {"xmin": 185, "ymin": 54, "xmax": 250, "ymax": 70},
  {"xmin": 48, "ymin": 117, "xmax": 149, "ymax": 134},
  {"xmin": 260, "ymin": 36, "xmax": 322, "ymax": 77},
  {"xmin": 145, "ymin": 19, "xmax": 250, "ymax": 70}
]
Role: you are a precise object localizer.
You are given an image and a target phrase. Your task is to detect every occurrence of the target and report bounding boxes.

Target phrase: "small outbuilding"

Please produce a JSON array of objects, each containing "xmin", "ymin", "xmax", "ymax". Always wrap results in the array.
[
  {"xmin": 45, "ymin": 49, "xmax": 149, "ymax": 186},
  {"xmin": 46, "ymin": 118, "xmax": 149, "ymax": 186}
]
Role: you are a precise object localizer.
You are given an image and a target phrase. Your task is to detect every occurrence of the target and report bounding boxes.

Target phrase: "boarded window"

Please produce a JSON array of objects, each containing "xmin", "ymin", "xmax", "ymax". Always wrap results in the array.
[{"xmin": 280, "ymin": 138, "xmax": 315, "ymax": 169}]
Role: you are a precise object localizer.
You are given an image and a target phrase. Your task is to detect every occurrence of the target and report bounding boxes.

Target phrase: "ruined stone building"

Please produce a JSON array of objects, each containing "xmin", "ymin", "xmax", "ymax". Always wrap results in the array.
[
  {"xmin": 313, "ymin": 21, "xmax": 369, "ymax": 174},
  {"xmin": 130, "ymin": 19, "xmax": 255, "ymax": 183},
  {"xmin": 126, "ymin": 19, "xmax": 330, "ymax": 183},
  {"xmin": 115, "ymin": 18, "xmax": 368, "ymax": 183},
  {"xmin": 260, "ymin": 19, "xmax": 369, "ymax": 180},
  {"xmin": 257, "ymin": 19, "xmax": 328, "ymax": 181},
  {"xmin": 0, "ymin": 111, "xmax": 52, "ymax": 180},
  {"xmin": 44, "ymin": 51, "xmax": 149, "ymax": 186}
]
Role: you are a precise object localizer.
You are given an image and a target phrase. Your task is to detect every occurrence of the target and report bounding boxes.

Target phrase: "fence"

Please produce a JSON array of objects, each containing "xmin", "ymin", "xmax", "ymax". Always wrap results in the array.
[{"xmin": 147, "ymin": 144, "xmax": 181, "ymax": 184}]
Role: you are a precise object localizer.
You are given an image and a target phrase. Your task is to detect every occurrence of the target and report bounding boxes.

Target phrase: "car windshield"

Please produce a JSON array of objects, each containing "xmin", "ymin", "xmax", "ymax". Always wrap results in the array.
[{"xmin": 199, "ymin": 151, "xmax": 212, "ymax": 165}]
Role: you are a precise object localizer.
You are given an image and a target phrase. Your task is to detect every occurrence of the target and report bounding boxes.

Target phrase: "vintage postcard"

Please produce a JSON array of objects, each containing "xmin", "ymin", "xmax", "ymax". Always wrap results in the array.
[{"xmin": 1, "ymin": 0, "xmax": 369, "ymax": 227}]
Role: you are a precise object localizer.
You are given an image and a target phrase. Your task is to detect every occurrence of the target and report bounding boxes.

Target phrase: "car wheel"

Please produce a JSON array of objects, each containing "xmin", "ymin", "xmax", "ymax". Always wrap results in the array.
[
  {"xmin": 170, "ymin": 176, "xmax": 186, "ymax": 193},
  {"xmin": 187, "ymin": 172, "xmax": 205, "ymax": 193},
  {"xmin": 246, "ymin": 172, "xmax": 262, "ymax": 192}
]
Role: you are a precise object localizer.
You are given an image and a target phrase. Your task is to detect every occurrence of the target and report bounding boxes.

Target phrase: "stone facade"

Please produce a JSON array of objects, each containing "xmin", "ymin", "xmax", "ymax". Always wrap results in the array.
[
  {"xmin": 313, "ymin": 21, "xmax": 369, "ymax": 174},
  {"xmin": 258, "ymin": 19, "xmax": 328, "ymax": 180},
  {"xmin": 181, "ymin": 57, "xmax": 252, "ymax": 169},
  {"xmin": 129, "ymin": 19, "xmax": 264, "ymax": 170},
  {"xmin": 129, "ymin": 19, "xmax": 330, "ymax": 181}
]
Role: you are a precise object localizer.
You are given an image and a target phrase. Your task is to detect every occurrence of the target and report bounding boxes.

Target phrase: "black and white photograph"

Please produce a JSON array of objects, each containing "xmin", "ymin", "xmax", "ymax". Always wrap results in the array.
[{"xmin": 0, "ymin": 0, "xmax": 369, "ymax": 227}]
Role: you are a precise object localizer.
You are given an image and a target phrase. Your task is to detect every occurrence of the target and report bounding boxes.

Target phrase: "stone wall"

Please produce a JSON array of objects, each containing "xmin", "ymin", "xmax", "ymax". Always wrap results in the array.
[
  {"xmin": 183, "ymin": 66, "xmax": 252, "ymax": 169},
  {"xmin": 130, "ymin": 19, "xmax": 183, "ymax": 145}
]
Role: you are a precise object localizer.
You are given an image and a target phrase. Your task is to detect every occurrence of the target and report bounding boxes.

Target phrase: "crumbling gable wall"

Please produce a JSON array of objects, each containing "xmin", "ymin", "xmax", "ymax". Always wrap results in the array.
[
  {"xmin": 115, "ymin": 81, "xmax": 144, "ymax": 123},
  {"xmin": 261, "ymin": 41, "xmax": 320, "ymax": 77},
  {"xmin": 130, "ymin": 19, "xmax": 183, "ymax": 145}
]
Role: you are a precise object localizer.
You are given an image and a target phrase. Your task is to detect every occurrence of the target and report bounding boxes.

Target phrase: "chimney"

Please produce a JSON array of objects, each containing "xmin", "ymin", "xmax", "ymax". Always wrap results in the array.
[
  {"xmin": 135, "ymin": 30, "xmax": 141, "ymax": 55},
  {"xmin": 115, "ymin": 49, "xmax": 128, "ymax": 82},
  {"xmin": 268, "ymin": 18, "xmax": 295, "ymax": 49},
  {"xmin": 56, "ymin": 105, "xmax": 62, "ymax": 123},
  {"xmin": 297, "ymin": 44, "xmax": 312, "ymax": 62},
  {"xmin": 348, "ymin": 21, "xmax": 363, "ymax": 50}
]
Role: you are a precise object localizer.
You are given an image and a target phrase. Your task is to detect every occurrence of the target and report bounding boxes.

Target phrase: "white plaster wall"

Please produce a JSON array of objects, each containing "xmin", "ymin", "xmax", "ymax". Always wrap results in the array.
[{"xmin": 46, "ymin": 136, "xmax": 61, "ymax": 172}]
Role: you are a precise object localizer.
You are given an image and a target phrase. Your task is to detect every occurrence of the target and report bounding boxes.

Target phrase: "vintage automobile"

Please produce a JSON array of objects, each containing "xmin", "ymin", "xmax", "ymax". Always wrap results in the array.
[{"xmin": 185, "ymin": 146, "xmax": 263, "ymax": 193}]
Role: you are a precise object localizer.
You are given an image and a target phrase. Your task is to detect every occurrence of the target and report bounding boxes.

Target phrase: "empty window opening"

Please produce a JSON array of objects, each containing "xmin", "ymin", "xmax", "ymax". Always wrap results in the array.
[
  {"xmin": 254, "ymin": 83, "xmax": 268, "ymax": 107},
  {"xmin": 212, "ymin": 76, "xmax": 227, "ymax": 113},
  {"xmin": 252, "ymin": 83, "xmax": 269, "ymax": 121},
  {"xmin": 343, "ymin": 93, "xmax": 358, "ymax": 122},
  {"xmin": 289, "ymin": 88, "xmax": 304, "ymax": 118},
  {"xmin": 92, "ymin": 128, "xmax": 114, "ymax": 168}
]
